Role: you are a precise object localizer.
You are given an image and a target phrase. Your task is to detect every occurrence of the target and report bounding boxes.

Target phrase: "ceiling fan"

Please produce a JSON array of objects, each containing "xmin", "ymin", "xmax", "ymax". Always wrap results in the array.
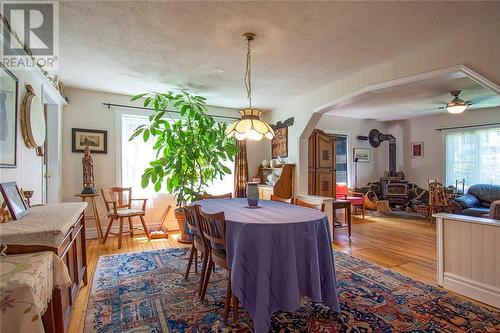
[
  {"xmin": 436, "ymin": 89, "xmax": 500, "ymax": 114},
  {"xmin": 438, "ymin": 90, "xmax": 471, "ymax": 114}
]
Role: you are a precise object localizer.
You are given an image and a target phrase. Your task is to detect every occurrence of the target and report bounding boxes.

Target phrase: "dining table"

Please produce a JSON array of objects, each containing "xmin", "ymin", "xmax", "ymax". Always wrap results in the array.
[{"xmin": 195, "ymin": 198, "xmax": 340, "ymax": 333}]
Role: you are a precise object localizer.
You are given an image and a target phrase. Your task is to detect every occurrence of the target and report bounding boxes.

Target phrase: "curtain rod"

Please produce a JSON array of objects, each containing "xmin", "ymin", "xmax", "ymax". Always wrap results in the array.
[
  {"xmin": 102, "ymin": 102, "xmax": 240, "ymax": 120},
  {"xmin": 435, "ymin": 122, "xmax": 500, "ymax": 131}
]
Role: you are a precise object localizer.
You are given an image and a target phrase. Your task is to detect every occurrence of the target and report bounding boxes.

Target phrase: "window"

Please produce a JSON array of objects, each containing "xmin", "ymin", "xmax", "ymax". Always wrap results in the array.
[
  {"xmin": 335, "ymin": 135, "xmax": 348, "ymax": 184},
  {"xmin": 120, "ymin": 113, "xmax": 235, "ymax": 201},
  {"xmin": 445, "ymin": 127, "xmax": 500, "ymax": 187}
]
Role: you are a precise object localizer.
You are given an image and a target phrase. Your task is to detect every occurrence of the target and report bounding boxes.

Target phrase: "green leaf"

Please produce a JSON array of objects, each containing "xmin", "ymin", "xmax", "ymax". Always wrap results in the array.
[
  {"xmin": 143, "ymin": 129, "xmax": 150, "ymax": 141},
  {"xmin": 131, "ymin": 93, "xmax": 148, "ymax": 101}
]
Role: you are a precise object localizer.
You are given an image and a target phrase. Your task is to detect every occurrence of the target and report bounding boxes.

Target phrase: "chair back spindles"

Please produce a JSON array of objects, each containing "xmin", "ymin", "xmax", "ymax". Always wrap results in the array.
[
  {"xmin": 199, "ymin": 209, "xmax": 226, "ymax": 248},
  {"xmin": 101, "ymin": 187, "xmax": 133, "ymax": 213},
  {"xmin": 184, "ymin": 204, "xmax": 202, "ymax": 236}
]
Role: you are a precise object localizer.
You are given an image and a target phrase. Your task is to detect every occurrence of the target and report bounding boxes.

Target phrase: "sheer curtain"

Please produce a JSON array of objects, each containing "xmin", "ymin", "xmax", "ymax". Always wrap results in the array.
[
  {"xmin": 121, "ymin": 114, "xmax": 159, "ymax": 205},
  {"xmin": 445, "ymin": 127, "xmax": 500, "ymax": 187},
  {"xmin": 120, "ymin": 113, "xmax": 234, "ymax": 200}
]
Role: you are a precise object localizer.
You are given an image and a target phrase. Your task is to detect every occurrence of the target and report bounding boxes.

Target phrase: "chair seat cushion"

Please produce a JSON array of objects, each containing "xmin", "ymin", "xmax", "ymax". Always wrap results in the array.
[
  {"xmin": 114, "ymin": 208, "xmax": 145, "ymax": 217},
  {"xmin": 193, "ymin": 235, "xmax": 205, "ymax": 250},
  {"xmin": 345, "ymin": 196, "xmax": 363, "ymax": 205},
  {"xmin": 212, "ymin": 249, "xmax": 226, "ymax": 261}
]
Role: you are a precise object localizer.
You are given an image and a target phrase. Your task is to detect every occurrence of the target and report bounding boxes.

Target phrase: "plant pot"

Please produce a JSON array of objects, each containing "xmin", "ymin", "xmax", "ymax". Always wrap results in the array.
[{"xmin": 174, "ymin": 207, "xmax": 192, "ymax": 244}]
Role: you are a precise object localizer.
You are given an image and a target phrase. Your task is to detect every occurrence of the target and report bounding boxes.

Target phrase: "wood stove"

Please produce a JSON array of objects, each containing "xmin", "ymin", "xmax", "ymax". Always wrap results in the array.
[
  {"xmin": 358, "ymin": 129, "xmax": 411, "ymax": 206},
  {"xmin": 380, "ymin": 177, "xmax": 409, "ymax": 205}
]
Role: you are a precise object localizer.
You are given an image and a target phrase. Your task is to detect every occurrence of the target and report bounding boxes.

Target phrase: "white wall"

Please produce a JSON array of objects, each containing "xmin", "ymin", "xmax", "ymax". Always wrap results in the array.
[
  {"xmin": 315, "ymin": 114, "xmax": 389, "ymax": 187},
  {"xmin": 387, "ymin": 107, "xmax": 500, "ymax": 188},
  {"xmin": 62, "ymin": 87, "xmax": 269, "ymax": 235},
  {"xmin": 267, "ymin": 19, "xmax": 500, "ymax": 195},
  {"xmin": 0, "ymin": 68, "xmax": 65, "ymax": 205}
]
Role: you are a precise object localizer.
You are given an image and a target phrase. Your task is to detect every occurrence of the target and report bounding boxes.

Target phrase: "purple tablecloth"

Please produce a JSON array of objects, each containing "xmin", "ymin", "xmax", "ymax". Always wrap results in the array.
[{"xmin": 195, "ymin": 198, "xmax": 340, "ymax": 333}]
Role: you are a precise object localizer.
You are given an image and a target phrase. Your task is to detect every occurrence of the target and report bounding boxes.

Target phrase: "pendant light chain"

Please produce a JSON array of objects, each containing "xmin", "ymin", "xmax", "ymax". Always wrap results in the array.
[
  {"xmin": 244, "ymin": 36, "xmax": 252, "ymax": 109},
  {"xmin": 225, "ymin": 32, "xmax": 274, "ymax": 141}
]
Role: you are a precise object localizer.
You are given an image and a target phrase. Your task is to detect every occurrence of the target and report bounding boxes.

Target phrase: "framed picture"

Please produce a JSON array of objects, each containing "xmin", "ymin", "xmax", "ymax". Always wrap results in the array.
[
  {"xmin": 0, "ymin": 182, "xmax": 29, "ymax": 220},
  {"xmin": 72, "ymin": 128, "xmax": 107, "ymax": 154},
  {"xmin": 0, "ymin": 63, "xmax": 19, "ymax": 168},
  {"xmin": 271, "ymin": 127, "xmax": 288, "ymax": 159},
  {"xmin": 353, "ymin": 148, "xmax": 371, "ymax": 163},
  {"xmin": 411, "ymin": 142, "xmax": 424, "ymax": 159}
]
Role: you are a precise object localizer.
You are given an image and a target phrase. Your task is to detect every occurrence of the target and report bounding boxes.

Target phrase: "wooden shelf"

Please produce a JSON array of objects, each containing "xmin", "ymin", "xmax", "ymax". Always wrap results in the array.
[{"xmin": 255, "ymin": 164, "xmax": 295, "ymax": 200}]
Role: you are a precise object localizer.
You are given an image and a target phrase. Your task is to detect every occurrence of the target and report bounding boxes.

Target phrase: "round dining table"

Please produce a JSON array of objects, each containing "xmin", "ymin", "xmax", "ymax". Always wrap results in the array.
[{"xmin": 195, "ymin": 198, "xmax": 340, "ymax": 333}]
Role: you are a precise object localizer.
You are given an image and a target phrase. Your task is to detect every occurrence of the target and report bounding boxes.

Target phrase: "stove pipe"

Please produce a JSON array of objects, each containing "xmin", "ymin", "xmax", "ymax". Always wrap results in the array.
[{"xmin": 367, "ymin": 129, "xmax": 397, "ymax": 177}]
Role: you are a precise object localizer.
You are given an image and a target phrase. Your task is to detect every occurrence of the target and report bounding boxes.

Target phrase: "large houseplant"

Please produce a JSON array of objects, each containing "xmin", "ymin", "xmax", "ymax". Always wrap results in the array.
[{"xmin": 129, "ymin": 90, "xmax": 238, "ymax": 242}]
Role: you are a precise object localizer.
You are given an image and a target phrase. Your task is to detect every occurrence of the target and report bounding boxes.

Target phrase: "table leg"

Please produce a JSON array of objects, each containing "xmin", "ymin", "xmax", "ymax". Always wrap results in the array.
[
  {"xmin": 91, "ymin": 196, "xmax": 103, "ymax": 242},
  {"xmin": 347, "ymin": 205, "xmax": 352, "ymax": 238}
]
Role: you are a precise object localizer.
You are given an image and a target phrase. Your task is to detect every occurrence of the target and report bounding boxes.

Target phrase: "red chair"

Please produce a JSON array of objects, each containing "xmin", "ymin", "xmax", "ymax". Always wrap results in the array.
[{"xmin": 336, "ymin": 183, "xmax": 365, "ymax": 219}]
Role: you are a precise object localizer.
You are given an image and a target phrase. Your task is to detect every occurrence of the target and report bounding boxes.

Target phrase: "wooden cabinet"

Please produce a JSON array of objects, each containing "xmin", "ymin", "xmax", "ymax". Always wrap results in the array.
[
  {"xmin": 255, "ymin": 164, "xmax": 295, "ymax": 200},
  {"xmin": 4, "ymin": 206, "xmax": 87, "ymax": 333},
  {"xmin": 308, "ymin": 129, "xmax": 336, "ymax": 197}
]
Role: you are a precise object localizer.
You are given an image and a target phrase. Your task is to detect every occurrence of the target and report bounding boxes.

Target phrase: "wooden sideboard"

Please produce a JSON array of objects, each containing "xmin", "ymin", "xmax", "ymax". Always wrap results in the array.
[
  {"xmin": 255, "ymin": 164, "xmax": 295, "ymax": 200},
  {"xmin": 1, "ymin": 203, "xmax": 88, "ymax": 333}
]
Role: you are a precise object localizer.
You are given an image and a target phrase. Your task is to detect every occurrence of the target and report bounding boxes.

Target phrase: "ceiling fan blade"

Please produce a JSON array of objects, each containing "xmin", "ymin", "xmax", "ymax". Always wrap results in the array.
[{"xmin": 469, "ymin": 95, "xmax": 500, "ymax": 109}]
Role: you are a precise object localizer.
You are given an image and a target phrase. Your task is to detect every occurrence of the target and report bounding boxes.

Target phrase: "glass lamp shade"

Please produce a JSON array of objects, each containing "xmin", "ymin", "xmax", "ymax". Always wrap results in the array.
[
  {"xmin": 226, "ymin": 108, "xmax": 275, "ymax": 141},
  {"xmin": 446, "ymin": 97, "xmax": 468, "ymax": 114}
]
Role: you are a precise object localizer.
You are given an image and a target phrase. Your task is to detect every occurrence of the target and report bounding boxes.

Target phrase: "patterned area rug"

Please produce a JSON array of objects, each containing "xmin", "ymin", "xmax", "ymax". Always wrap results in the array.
[{"xmin": 85, "ymin": 248, "xmax": 499, "ymax": 332}]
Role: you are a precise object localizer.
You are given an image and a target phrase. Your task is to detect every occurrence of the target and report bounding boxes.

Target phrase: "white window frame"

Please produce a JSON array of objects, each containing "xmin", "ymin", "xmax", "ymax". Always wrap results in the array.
[
  {"xmin": 115, "ymin": 107, "xmax": 235, "ymax": 198},
  {"xmin": 443, "ymin": 124, "xmax": 500, "ymax": 187}
]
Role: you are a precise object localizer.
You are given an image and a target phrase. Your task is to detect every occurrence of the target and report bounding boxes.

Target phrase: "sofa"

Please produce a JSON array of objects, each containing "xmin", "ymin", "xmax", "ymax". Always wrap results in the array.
[{"xmin": 450, "ymin": 184, "xmax": 500, "ymax": 218}]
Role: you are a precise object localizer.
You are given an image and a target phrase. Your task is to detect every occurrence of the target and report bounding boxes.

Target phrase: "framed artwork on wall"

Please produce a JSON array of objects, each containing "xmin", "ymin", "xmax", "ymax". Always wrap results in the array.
[
  {"xmin": 72, "ymin": 128, "xmax": 108, "ymax": 154},
  {"xmin": 271, "ymin": 127, "xmax": 288, "ymax": 159},
  {"xmin": 0, "ymin": 182, "xmax": 29, "ymax": 220},
  {"xmin": 353, "ymin": 148, "xmax": 371, "ymax": 163},
  {"xmin": 411, "ymin": 142, "xmax": 424, "ymax": 159},
  {"xmin": 0, "ymin": 63, "xmax": 19, "ymax": 168}
]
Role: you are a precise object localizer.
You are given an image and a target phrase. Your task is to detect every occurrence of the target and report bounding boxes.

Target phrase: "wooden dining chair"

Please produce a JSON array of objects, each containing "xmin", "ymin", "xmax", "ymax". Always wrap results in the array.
[
  {"xmin": 294, "ymin": 197, "xmax": 325, "ymax": 212},
  {"xmin": 199, "ymin": 193, "xmax": 233, "ymax": 199},
  {"xmin": 198, "ymin": 208, "xmax": 238, "ymax": 325},
  {"xmin": 101, "ymin": 187, "xmax": 151, "ymax": 249},
  {"xmin": 270, "ymin": 194, "xmax": 292, "ymax": 204},
  {"xmin": 183, "ymin": 204, "xmax": 209, "ymax": 298}
]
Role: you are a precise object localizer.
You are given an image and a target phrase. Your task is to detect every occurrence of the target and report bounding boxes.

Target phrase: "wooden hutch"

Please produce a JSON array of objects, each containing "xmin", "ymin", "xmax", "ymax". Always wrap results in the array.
[
  {"xmin": 255, "ymin": 163, "xmax": 295, "ymax": 200},
  {"xmin": 308, "ymin": 129, "xmax": 337, "ymax": 197}
]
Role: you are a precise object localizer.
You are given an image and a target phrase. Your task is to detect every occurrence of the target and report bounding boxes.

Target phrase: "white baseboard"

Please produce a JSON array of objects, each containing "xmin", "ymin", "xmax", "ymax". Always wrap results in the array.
[{"xmin": 443, "ymin": 272, "xmax": 500, "ymax": 308}]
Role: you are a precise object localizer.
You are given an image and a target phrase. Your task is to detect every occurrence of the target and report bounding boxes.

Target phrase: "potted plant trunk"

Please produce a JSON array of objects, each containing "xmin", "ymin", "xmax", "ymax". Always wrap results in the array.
[{"xmin": 129, "ymin": 90, "xmax": 238, "ymax": 243}]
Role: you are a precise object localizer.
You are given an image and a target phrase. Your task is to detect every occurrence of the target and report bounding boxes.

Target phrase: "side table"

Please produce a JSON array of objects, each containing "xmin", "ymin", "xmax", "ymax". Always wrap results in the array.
[
  {"xmin": 331, "ymin": 199, "xmax": 352, "ymax": 238},
  {"xmin": 76, "ymin": 193, "xmax": 103, "ymax": 242}
]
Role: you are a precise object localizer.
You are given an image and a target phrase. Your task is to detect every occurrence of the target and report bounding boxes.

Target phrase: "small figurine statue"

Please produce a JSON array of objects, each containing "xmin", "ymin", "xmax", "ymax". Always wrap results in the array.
[{"xmin": 82, "ymin": 146, "xmax": 96, "ymax": 194}]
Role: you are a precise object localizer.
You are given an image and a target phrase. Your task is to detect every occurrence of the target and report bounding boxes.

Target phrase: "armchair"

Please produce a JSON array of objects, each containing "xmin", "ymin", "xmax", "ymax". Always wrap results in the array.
[
  {"xmin": 336, "ymin": 183, "xmax": 365, "ymax": 219},
  {"xmin": 101, "ymin": 187, "xmax": 150, "ymax": 249}
]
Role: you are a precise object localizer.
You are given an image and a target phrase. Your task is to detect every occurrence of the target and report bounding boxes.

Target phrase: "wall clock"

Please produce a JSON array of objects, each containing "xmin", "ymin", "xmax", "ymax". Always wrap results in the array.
[{"xmin": 20, "ymin": 84, "xmax": 46, "ymax": 150}]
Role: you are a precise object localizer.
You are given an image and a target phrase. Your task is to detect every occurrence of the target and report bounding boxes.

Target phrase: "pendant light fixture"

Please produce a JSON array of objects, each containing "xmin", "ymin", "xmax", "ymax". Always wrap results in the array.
[{"xmin": 226, "ymin": 33, "xmax": 275, "ymax": 141}]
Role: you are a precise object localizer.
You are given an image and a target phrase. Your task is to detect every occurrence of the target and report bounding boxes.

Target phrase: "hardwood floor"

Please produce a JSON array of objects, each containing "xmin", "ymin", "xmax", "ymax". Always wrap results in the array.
[
  {"xmin": 334, "ymin": 213, "xmax": 437, "ymax": 285},
  {"xmin": 68, "ymin": 213, "xmax": 436, "ymax": 332}
]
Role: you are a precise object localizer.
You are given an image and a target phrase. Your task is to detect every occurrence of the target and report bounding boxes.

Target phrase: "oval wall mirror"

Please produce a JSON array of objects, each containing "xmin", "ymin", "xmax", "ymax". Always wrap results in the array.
[{"xmin": 21, "ymin": 84, "xmax": 46, "ymax": 148}]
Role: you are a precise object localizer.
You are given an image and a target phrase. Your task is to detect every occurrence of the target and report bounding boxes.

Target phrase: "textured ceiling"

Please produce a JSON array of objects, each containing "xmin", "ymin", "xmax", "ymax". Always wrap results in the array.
[
  {"xmin": 324, "ymin": 76, "xmax": 500, "ymax": 121},
  {"xmin": 58, "ymin": 1, "xmax": 500, "ymax": 109}
]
